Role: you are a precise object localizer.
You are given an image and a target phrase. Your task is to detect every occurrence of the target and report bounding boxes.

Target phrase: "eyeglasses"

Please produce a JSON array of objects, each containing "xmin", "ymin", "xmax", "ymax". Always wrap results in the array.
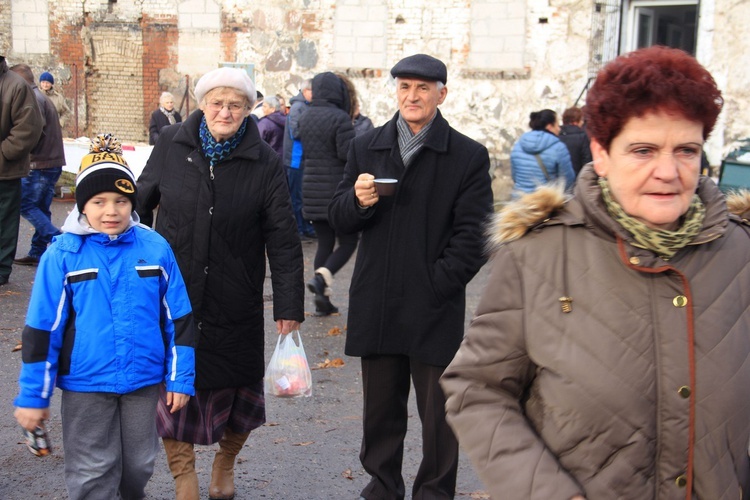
[{"xmin": 205, "ymin": 101, "xmax": 247, "ymax": 114}]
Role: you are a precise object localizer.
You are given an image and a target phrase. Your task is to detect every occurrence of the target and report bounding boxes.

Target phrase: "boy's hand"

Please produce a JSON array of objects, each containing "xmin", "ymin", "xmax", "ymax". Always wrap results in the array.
[
  {"xmin": 166, "ymin": 392, "xmax": 190, "ymax": 414},
  {"xmin": 15, "ymin": 407, "xmax": 50, "ymax": 431}
]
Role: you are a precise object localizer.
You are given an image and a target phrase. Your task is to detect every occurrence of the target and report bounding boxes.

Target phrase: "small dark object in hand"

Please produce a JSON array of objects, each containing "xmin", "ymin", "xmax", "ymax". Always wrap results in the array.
[{"xmin": 23, "ymin": 426, "xmax": 51, "ymax": 457}]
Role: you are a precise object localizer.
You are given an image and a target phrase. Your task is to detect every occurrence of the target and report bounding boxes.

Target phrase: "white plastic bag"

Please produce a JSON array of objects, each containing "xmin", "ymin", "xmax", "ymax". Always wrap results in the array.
[{"xmin": 264, "ymin": 330, "xmax": 313, "ymax": 398}]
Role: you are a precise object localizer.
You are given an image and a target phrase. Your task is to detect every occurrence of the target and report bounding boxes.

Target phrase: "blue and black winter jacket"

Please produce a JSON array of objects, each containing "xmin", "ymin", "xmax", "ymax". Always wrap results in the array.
[{"xmin": 15, "ymin": 211, "xmax": 195, "ymax": 408}]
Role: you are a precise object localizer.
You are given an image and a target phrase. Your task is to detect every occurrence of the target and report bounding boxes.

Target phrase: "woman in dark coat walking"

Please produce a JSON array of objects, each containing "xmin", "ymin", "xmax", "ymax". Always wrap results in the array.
[
  {"xmin": 137, "ymin": 67, "xmax": 304, "ymax": 500},
  {"xmin": 298, "ymin": 72, "xmax": 357, "ymax": 315}
]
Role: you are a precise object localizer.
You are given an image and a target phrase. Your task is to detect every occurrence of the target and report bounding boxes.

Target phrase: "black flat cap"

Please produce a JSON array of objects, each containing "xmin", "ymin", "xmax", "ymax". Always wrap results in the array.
[{"xmin": 390, "ymin": 54, "xmax": 447, "ymax": 84}]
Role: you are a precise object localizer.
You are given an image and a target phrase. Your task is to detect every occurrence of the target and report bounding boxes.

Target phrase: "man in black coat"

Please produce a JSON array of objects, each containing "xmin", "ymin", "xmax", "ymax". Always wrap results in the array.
[
  {"xmin": 558, "ymin": 106, "xmax": 592, "ymax": 177},
  {"xmin": 329, "ymin": 54, "xmax": 493, "ymax": 500}
]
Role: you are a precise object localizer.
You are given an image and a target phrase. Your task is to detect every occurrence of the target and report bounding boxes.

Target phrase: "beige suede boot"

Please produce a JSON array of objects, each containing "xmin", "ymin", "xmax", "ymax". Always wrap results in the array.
[
  {"xmin": 163, "ymin": 438, "xmax": 199, "ymax": 500},
  {"xmin": 209, "ymin": 428, "xmax": 251, "ymax": 500}
]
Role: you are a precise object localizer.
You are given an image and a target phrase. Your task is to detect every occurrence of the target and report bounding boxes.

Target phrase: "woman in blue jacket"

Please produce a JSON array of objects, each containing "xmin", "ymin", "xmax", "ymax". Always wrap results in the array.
[{"xmin": 510, "ymin": 109, "xmax": 575, "ymax": 195}]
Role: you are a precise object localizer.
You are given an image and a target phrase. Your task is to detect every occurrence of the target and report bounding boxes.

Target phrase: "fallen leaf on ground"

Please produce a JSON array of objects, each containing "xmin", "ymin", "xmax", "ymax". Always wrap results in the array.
[
  {"xmin": 314, "ymin": 358, "xmax": 345, "ymax": 369},
  {"xmin": 292, "ymin": 441, "xmax": 314, "ymax": 446},
  {"xmin": 327, "ymin": 326, "xmax": 342, "ymax": 336},
  {"xmin": 341, "ymin": 468, "xmax": 353, "ymax": 480},
  {"xmin": 466, "ymin": 491, "xmax": 491, "ymax": 499},
  {"xmin": 12, "ymin": 343, "xmax": 22, "ymax": 352}
]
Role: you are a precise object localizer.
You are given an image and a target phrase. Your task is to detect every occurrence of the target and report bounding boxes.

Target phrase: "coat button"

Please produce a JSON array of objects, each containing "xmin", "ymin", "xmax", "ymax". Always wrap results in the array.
[
  {"xmin": 629, "ymin": 256, "xmax": 640, "ymax": 265},
  {"xmin": 204, "ymin": 266, "xmax": 208, "ymax": 274},
  {"xmin": 675, "ymin": 475, "xmax": 687, "ymax": 488},
  {"xmin": 678, "ymin": 386, "xmax": 691, "ymax": 398},
  {"xmin": 673, "ymin": 295, "xmax": 688, "ymax": 307},
  {"xmin": 197, "ymin": 322, "xmax": 202, "ymax": 330},
  {"xmin": 209, "ymin": 207, "xmax": 213, "ymax": 215}
]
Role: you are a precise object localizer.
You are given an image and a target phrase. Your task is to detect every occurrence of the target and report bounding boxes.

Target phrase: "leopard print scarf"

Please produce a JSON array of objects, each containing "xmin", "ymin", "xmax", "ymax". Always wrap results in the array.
[{"xmin": 599, "ymin": 178, "xmax": 705, "ymax": 260}]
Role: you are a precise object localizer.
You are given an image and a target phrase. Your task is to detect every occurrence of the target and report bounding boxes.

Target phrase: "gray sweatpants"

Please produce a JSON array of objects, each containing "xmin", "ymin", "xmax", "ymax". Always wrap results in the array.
[{"xmin": 61, "ymin": 385, "xmax": 160, "ymax": 500}]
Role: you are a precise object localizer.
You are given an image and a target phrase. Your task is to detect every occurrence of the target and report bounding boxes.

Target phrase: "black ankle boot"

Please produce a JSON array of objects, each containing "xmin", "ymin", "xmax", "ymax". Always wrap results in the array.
[
  {"xmin": 306, "ymin": 273, "xmax": 326, "ymax": 296},
  {"xmin": 314, "ymin": 295, "xmax": 338, "ymax": 316}
]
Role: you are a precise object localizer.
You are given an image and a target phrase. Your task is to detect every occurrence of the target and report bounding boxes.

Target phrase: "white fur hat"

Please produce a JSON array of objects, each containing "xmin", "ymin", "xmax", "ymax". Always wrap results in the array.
[{"xmin": 194, "ymin": 67, "xmax": 257, "ymax": 107}]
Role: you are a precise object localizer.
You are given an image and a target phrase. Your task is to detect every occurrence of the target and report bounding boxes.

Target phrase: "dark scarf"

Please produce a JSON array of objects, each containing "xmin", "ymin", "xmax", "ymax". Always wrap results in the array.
[
  {"xmin": 396, "ymin": 113, "xmax": 435, "ymax": 168},
  {"xmin": 199, "ymin": 115, "xmax": 248, "ymax": 166}
]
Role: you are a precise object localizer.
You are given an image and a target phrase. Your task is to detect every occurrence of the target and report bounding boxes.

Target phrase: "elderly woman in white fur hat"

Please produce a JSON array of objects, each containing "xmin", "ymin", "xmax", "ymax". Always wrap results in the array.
[{"xmin": 138, "ymin": 67, "xmax": 304, "ymax": 500}]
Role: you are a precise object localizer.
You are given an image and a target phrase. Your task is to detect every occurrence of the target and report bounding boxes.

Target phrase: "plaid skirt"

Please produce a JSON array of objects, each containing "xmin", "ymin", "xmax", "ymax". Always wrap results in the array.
[{"xmin": 156, "ymin": 380, "xmax": 266, "ymax": 445}]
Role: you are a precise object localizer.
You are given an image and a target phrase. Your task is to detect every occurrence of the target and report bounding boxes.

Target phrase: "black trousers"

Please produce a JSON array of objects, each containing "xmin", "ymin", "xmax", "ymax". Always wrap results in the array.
[
  {"xmin": 359, "ymin": 355, "xmax": 459, "ymax": 500},
  {"xmin": 0, "ymin": 178, "xmax": 22, "ymax": 280},
  {"xmin": 311, "ymin": 220, "xmax": 358, "ymax": 274}
]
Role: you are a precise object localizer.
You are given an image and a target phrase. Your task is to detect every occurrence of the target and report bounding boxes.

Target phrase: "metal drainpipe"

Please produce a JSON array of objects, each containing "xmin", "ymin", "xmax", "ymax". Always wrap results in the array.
[{"xmin": 72, "ymin": 63, "xmax": 79, "ymax": 138}]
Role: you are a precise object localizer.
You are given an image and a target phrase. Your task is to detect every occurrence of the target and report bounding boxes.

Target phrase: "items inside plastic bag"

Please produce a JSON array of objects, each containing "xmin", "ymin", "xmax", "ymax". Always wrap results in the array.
[{"xmin": 264, "ymin": 330, "xmax": 313, "ymax": 398}]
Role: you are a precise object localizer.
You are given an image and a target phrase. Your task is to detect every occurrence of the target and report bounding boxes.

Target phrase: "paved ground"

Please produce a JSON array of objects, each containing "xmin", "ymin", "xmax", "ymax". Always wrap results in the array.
[{"xmin": 0, "ymin": 198, "xmax": 490, "ymax": 499}]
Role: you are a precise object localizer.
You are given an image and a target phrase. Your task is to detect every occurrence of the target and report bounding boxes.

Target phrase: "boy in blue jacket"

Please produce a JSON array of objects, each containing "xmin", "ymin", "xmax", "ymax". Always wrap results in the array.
[{"xmin": 14, "ymin": 134, "xmax": 195, "ymax": 500}]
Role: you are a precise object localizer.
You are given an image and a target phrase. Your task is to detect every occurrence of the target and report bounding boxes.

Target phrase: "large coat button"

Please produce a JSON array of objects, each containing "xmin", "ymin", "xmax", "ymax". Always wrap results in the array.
[
  {"xmin": 678, "ymin": 386, "xmax": 691, "ymax": 398},
  {"xmin": 673, "ymin": 295, "xmax": 688, "ymax": 307},
  {"xmin": 675, "ymin": 475, "xmax": 687, "ymax": 487}
]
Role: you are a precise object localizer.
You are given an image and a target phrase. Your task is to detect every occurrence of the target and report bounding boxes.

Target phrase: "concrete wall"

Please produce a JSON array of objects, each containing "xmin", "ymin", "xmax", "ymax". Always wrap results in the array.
[{"xmin": 1, "ymin": 0, "xmax": 747, "ymax": 179}]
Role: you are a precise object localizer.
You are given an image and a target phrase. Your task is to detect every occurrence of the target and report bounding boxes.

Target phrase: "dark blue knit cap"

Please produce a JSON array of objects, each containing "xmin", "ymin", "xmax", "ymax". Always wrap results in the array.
[
  {"xmin": 390, "ymin": 54, "xmax": 447, "ymax": 84},
  {"xmin": 40, "ymin": 72, "xmax": 54, "ymax": 84}
]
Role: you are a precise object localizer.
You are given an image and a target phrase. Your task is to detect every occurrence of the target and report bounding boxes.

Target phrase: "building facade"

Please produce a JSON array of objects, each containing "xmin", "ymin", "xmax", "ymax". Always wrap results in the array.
[{"xmin": 2, "ymin": 0, "xmax": 748, "ymax": 190}]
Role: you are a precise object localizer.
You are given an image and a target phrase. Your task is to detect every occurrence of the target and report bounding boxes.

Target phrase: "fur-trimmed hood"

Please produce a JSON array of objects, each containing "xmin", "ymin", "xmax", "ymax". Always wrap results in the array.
[{"xmin": 487, "ymin": 164, "xmax": 750, "ymax": 252}]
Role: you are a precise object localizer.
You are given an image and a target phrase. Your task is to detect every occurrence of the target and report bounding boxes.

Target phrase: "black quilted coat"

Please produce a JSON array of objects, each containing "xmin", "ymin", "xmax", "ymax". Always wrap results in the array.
[
  {"xmin": 137, "ymin": 110, "xmax": 304, "ymax": 389},
  {"xmin": 298, "ymin": 72, "xmax": 355, "ymax": 221}
]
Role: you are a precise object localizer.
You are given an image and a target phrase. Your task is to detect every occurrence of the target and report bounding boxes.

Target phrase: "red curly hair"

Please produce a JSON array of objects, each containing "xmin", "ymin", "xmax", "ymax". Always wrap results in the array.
[{"xmin": 585, "ymin": 46, "xmax": 723, "ymax": 150}]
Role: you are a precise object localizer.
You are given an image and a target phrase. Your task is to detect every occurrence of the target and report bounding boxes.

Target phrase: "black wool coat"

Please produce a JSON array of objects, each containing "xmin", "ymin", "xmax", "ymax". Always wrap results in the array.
[
  {"xmin": 149, "ymin": 108, "xmax": 182, "ymax": 146},
  {"xmin": 329, "ymin": 111, "xmax": 493, "ymax": 366},
  {"xmin": 137, "ymin": 110, "xmax": 304, "ymax": 389},
  {"xmin": 298, "ymin": 72, "xmax": 355, "ymax": 222}
]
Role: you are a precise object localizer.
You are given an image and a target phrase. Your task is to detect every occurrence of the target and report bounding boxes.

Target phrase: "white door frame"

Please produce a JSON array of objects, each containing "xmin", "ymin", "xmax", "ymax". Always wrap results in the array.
[{"xmin": 620, "ymin": 0, "xmax": 698, "ymax": 53}]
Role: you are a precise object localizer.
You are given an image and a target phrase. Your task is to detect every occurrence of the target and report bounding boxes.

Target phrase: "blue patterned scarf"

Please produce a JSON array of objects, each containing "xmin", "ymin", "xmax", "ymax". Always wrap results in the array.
[{"xmin": 199, "ymin": 115, "xmax": 248, "ymax": 166}]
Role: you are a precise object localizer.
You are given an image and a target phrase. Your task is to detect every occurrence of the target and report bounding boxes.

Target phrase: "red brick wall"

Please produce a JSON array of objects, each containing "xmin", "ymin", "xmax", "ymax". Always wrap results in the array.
[{"xmin": 141, "ymin": 14, "xmax": 179, "ymax": 138}]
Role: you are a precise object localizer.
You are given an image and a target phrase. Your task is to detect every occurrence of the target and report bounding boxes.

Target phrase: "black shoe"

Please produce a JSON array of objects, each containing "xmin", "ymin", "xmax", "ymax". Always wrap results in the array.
[
  {"xmin": 13, "ymin": 255, "xmax": 39, "ymax": 266},
  {"xmin": 306, "ymin": 274, "xmax": 326, "ymax": 296},
  {"xmin": 0, "ymin": 275, "xmax": 8, "ymax": 286},
  {"xmin": 314, "ymin": 295, "xmax": 339, "ymax": 316}
]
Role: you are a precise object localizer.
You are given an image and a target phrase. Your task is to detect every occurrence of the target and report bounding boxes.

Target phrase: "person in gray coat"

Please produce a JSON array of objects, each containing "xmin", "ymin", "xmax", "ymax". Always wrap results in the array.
[{"xmin": 329, "ymin": 54, "xmax": 493, "ymax": 500}]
